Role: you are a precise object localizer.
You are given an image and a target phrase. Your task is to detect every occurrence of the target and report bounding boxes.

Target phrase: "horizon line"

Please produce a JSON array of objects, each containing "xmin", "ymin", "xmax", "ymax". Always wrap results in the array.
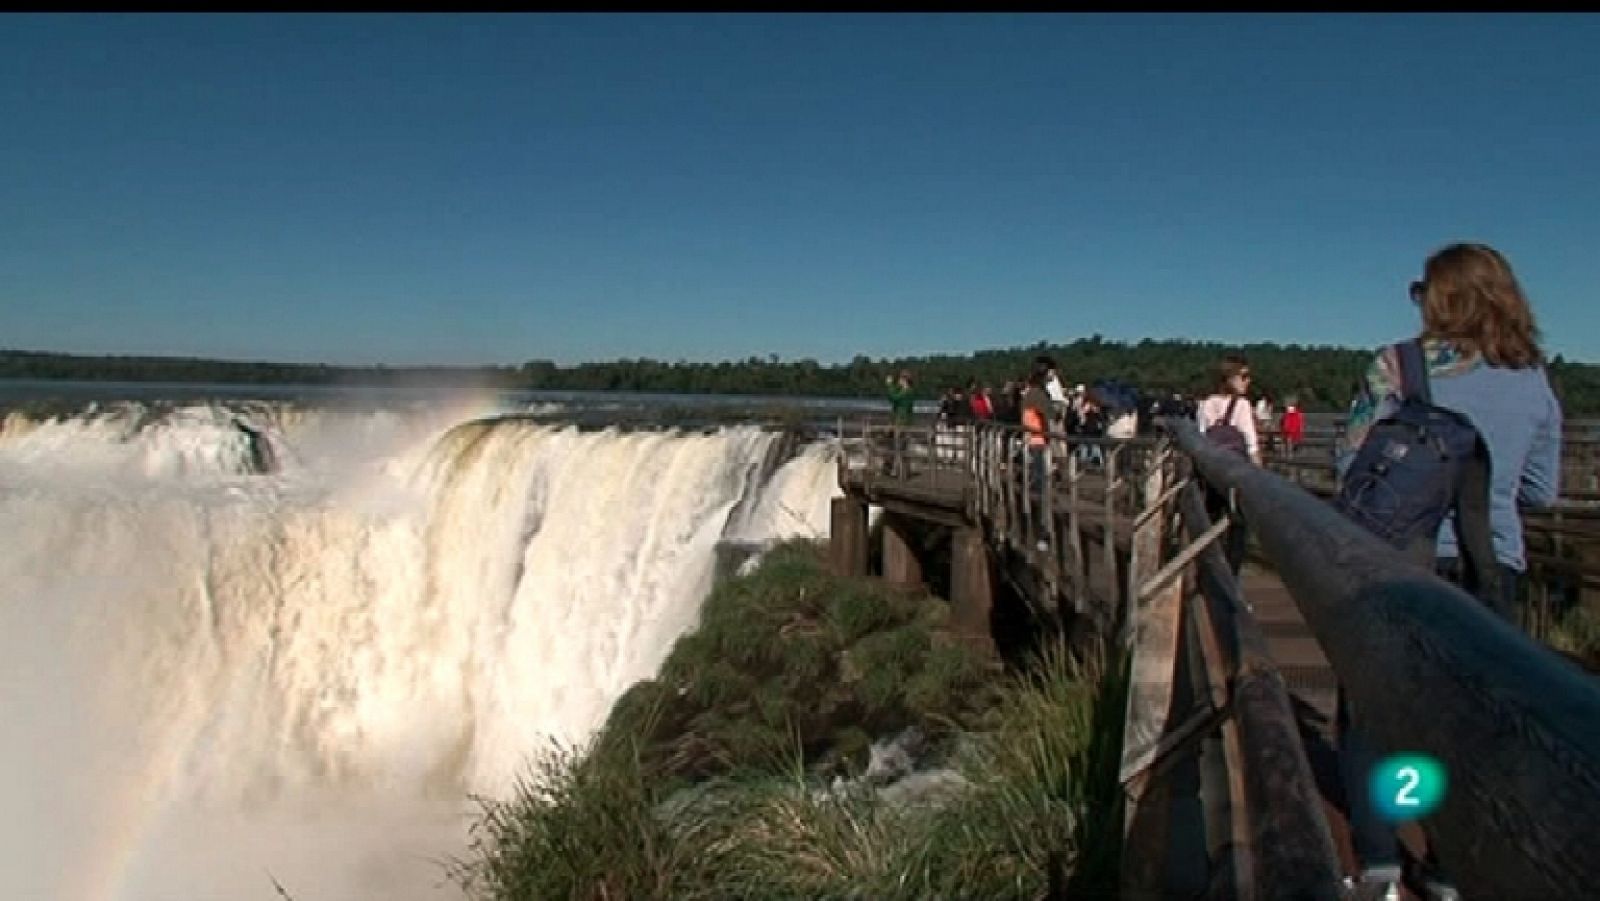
[{"xmin": 8, "ymin": 337, "xmax": 1591, "ymax": 371}]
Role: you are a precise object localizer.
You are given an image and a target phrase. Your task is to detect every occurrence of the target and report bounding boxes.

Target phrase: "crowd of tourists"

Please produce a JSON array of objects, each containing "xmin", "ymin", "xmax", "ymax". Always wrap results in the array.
[{"xmin": 888, "ymin": 355, "xmax": 1307, "ymax": 471}]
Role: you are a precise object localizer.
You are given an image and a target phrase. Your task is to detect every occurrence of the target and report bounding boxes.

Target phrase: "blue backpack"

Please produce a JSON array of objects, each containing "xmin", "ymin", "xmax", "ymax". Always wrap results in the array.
[
  {"xmin": 1334, "ymin": 341, "xmax": 1498, "ymax": 586},
  {"xmin": 1093, "ymin": 379, "xmax": 1140, "ymax": 415}
]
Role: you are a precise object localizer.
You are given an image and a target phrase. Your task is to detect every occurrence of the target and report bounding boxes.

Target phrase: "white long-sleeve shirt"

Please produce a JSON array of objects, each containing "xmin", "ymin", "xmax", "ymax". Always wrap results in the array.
[
  {"xmin": 1045, "ymin": 374, "xmax": 1068, "ymax": 405},
  {"xmin": 1196, "ymin": 394, "xmax": 1260, "ymax": 459}
]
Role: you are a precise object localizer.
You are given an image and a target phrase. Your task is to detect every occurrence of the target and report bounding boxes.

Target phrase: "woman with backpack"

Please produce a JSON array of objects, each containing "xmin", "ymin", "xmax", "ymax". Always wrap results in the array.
[
  {"xmin": 1339, "ymin": 242, "xmax": 1562, "ymax": 620},
  {"xmin": 1196, "ymin": 353, "xmax": 1261, "ymax": 572},
  {"xmin": 1332, "ymin": 242, "xmax": 1562, "ymax": 900}
]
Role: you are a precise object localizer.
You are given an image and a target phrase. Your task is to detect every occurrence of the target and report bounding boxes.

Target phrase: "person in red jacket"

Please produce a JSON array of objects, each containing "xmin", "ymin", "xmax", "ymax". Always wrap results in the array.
[
  {"xmin": 968, "ymin": 379, "xmax": 993, "ymax": 420},
  {"xmin": 1279, "ymin": 396, "xmax": 1306, "ymax": 455}
]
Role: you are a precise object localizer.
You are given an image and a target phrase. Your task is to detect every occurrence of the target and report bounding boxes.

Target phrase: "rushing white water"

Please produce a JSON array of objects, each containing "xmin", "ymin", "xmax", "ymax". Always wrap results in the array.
[{"xmin": 0, "ymin": 400, "xmax": 839, "ymax": 901}]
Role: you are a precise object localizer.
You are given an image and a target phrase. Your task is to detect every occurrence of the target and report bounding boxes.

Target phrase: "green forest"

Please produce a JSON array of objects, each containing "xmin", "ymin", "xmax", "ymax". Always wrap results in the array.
[{"xmin": 6, "ymin": 336, "xmax": 1600, "ymax": 415}]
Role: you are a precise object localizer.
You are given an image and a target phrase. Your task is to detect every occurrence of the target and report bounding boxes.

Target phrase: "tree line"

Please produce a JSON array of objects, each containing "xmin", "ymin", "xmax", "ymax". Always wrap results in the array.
[
  {"xmin": 6, "ymin": 337, "xmax": 1600, "ymax": 415},
  {"xmin": 0, "ymin": 350, "xmax": 506, "ymax": 388}
]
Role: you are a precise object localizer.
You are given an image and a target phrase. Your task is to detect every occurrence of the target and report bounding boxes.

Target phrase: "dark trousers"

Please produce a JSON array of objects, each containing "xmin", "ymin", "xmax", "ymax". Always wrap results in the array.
[
  {"xmin": 1436, "ymin": 557, "xmax": 1522, "ymax": 625},
  {"xmin": 1019, "ymin": 446, "xmax": 1047, "ymax": 540},
  {"xmin": 881, "ymin": 426, "xmax": 912, "ymax": 476},
  {"xmin": 1337, "ymin": 691, "xmax": 1401, "ymax": 874},
  {"xmin": 1336, "ymin": 557, "xmax": 1518, "ymax": 878},
  {"xmin": 1203, "ymin": 484, "xmax": 1248, "ymax": 574},
  {"xmin": 1028, "ymin": 446, "xmax": 1047, "ymax": 499}
]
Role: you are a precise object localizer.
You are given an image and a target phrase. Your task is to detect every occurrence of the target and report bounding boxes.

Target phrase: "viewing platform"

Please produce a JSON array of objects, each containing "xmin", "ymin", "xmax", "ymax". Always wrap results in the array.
[{"xmin": 831, "ymin": 417, "xmax": 1600, "ymax": 900}]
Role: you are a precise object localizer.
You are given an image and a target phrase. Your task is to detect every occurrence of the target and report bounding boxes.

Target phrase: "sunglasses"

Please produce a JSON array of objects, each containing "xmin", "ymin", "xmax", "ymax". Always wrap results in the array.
[{"xmin": 1409, "ymin": 280, "xmax": 1427, "ymax": 304}]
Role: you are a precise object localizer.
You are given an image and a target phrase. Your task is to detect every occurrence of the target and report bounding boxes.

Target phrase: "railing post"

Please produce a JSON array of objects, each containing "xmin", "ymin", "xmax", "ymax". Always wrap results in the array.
[
  {"xmin": 867, "ymin": 422, "xmax": 879, "ymax": 479},
  {"xmin": 1067, "ymin": 441, "xmax": 1084, "ymax": 604},
  {"xmin": 881, "ymin": 510, "xmax": 923, "ymax": 589},
  {"xmin": 1104, "ymin": 443, "xmax": 1121, "ymax": 615},
  {"xmin": 1022, "ymin": 430, "xmax": 1036, "ymax": 550},
  {"xmin": 1119, "ymin": 455, "xmax": 1197, "ymax": 898},
  {"xmin": 973, "ymin": 424, "xmax": 985, "ymax": 521},
  {"xmin": 1043, "ymin": 432, "xmax": 1057, "ymax": 566},
  {"xmin": 829, "ymin": 496, "xmax": 868, "ymax": 578},
  {"xmin": 1125, "ymin": 443, "xmax": 1170, "ymax": 646},
  {"xmin": 1005, "ymin": 426, "xmax": 1018, "ymax": 548},
  {"xmin": 950, "ymin": 526, "xmax": 996, "ymax": 654},
  {"xmin": 1050, "ymin": 431, "xmax": 1067, "ymax": 582}
]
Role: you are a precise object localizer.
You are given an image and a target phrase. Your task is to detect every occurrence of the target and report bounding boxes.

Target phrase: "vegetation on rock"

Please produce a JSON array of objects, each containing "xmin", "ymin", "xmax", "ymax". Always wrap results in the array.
[{"xmin": 450, "ymin": 540, "xmax": 1128, "ymax": 900}]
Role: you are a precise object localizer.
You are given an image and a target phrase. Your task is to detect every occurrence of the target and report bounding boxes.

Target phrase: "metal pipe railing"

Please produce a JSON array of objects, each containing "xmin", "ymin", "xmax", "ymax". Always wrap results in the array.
[
  {"xmin": 1176, "ymin": 482, "xmax": 1343, "ymax": 899},
  {"xmin": 1163, "ymin": 417, "xmax": 1600, "ymax": 899}
]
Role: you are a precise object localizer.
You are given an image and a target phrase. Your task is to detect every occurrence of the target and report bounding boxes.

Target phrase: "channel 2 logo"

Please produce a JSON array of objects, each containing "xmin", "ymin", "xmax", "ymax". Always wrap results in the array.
[{"xmin": 1370, "ymin": 754, "xmax": 1447, "ymax": 822}]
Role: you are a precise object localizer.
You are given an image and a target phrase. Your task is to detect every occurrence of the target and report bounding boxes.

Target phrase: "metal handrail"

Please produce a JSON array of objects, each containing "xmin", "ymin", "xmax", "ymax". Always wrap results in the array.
[
  {"xmin": 1119, "ymin": 432, "xmax": 1343, "ymax": 900},
  {"xmin": 1163, "ymin": 417, "xmax": 1600, "ymax": 899},
  {"xmin": 1175, "ymin": 480, "xmax": 1343, "ymax": 899}
]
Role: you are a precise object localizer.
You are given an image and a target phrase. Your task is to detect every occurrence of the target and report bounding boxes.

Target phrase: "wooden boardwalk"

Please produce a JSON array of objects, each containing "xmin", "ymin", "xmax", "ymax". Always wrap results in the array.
[
  {"xmin": 1243, "ymin": 566, "xmax": 1336, "ymax": 729},
  {"xmin": 1244, "ymin": 565, "xmax": 1448, "ymax": 897},
  {"xmin": 1240, "ymin": 566, "xmax": 1358, "ymax": 873},
  {"xmin": 841, "ymin": 432, "xmax": 1367, "ymax": 888}
]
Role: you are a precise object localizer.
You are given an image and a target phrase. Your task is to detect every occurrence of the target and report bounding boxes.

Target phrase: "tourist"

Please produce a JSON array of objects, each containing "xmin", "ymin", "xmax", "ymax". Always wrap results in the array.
[
  {"xmin": 1332, "ymin": 242, "xmax": 1562, "ymax": 900},
  {"xmin": 1195, "ymin": 353, "xmax": 1260, "ymax": 573},
  {"xmin": 884, "ymin": 370, "xmax": 915, "ymax": 476},
  {"xmin": 946, "ymin": 383, "xmax": 971, "ymax": 463},
  {"xmin": 1010, "ymin": 374, "xmax": 1030, "ymax": 427},
  {"xmin": 1254, "ymin": 392, "xmax": 1277, "ymax": 456},
  {"xmin": 1074, "ymin": 387, "xmax": 1107, "ymax": 470},
  {"xmin": 991, "ymin": 380, "xmax": 1018, "ymax": 425},
  {"xmin": 1099, "ymin": 381, "xmax": 1140, "ymax": 441},
  {"xmin": 1279, "ymin": 395, "xmax": 1305, "ymax": 455},
  {"xmin": 968, "ymin": 380, "xmax": 993, "ymax": 421},
  {"xmin": 886, "ymin": 370, "xmax": 915, "ymax": 427},
  {"xmin": 1254, "ymin": 392, "xmax": 1275, "ymax": 431},
  {"xmin": 1020, "ymin": 368, "xmax": 1053, "ymax": 550},
  {"xmin": 1338, "ymin": 242, "xmax": 1562, "ymax": 619},
  {"xmin": 1039, "ymin": 355, "xmax": 1070, "ymax": 431}
]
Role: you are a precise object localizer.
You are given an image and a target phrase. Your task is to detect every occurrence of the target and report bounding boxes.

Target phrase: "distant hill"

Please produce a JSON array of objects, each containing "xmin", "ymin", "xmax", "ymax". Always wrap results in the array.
[
  {"xmin": 0, "ymin": 349, "xmax": 511, "ymax": 388},
  {"xmin": 6, "ymin": 338, "xmax": 1599, "ymax": 415}
]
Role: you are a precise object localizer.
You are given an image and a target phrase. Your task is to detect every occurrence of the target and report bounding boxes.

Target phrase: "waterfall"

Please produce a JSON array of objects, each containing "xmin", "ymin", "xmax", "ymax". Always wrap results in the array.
[{"xmin": 0, "ymin": 404, "xmax": 840, "ymax": 900}]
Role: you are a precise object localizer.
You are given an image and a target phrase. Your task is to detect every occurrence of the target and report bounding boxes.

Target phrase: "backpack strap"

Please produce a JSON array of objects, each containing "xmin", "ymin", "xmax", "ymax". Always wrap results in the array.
[
  {"xmin": 1451, "ymin": 433, "xmax": 1502, "ymax": 607},
  {"xmin": 1223, "ymin": 395, "xmax": 1239, "ymax": 426},
  {"xmin": 1395, "ymin": 339, "xmax": 1432, "ymax": 404}
]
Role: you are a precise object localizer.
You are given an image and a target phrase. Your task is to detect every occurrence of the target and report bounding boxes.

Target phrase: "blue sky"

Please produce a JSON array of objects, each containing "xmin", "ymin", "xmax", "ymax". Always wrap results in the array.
[{"xmin": 3, "ymin": 14, "xmax": 1598, "ymax": 366}]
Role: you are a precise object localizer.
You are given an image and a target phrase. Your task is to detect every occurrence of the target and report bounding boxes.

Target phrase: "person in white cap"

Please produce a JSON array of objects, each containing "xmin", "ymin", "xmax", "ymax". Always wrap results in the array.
[{"xmin": 1035, "ymin": 355, "xmax": 1069, "ymax": 426}]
